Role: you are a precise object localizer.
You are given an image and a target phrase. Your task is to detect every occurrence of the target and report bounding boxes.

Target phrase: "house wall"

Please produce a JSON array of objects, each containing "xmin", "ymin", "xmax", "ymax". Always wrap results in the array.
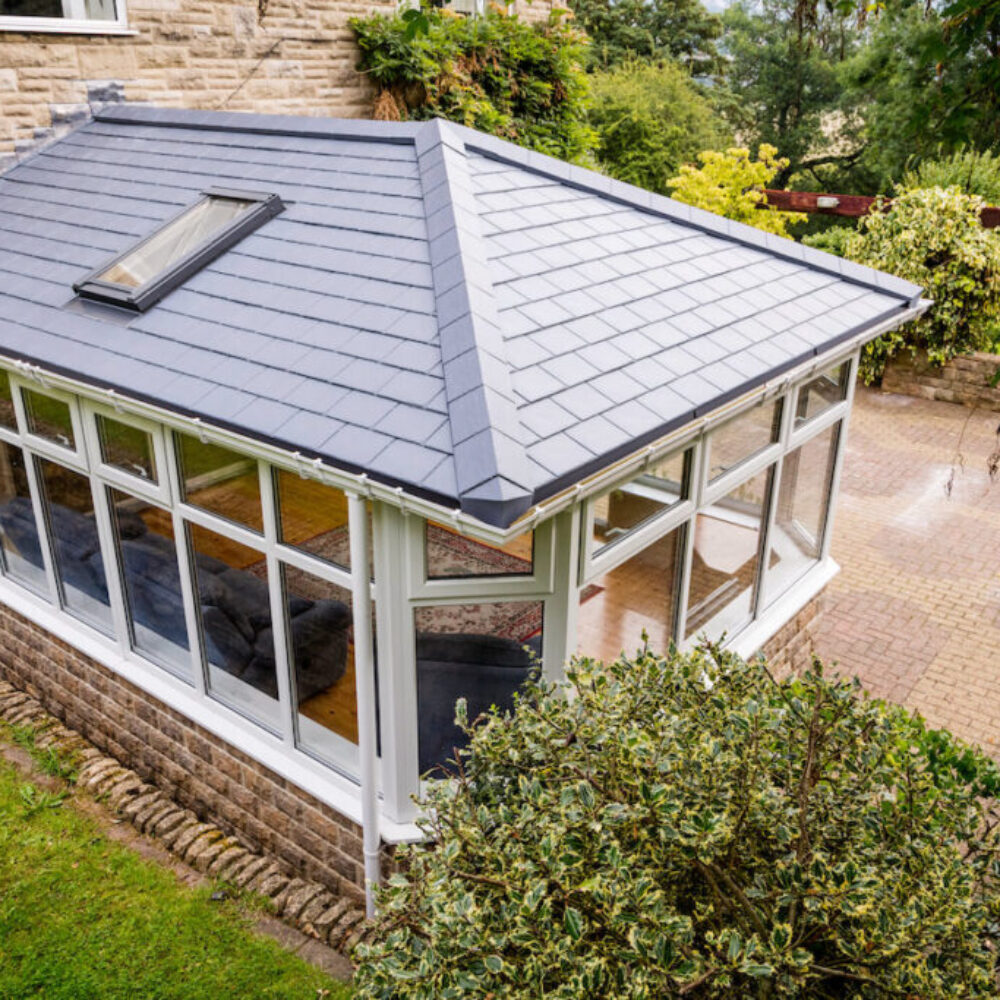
[
  {"xmin": 0, "ymin": 0, "xmax": 554, "ymax": 161},
  {"xmin": 760, "ymin": 590, "xmax": 826, "ymax": 678},
  {"xmin": 0, "ymin": 600, "xmax": 368, "ymax": 901}
]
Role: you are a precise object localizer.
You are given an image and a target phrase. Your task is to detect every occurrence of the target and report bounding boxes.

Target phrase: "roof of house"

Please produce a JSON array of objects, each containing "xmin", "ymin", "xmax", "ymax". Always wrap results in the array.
[{"xmin": 0, "ymin": 105, "xmax": 923, "ymax": 528}]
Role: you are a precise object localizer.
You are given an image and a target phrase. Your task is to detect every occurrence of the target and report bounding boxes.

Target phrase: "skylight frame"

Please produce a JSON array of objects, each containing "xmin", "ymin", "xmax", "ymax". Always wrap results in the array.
[{"xmin": 73, "ymin": 187, "xmax": 285, "ymax": 313}]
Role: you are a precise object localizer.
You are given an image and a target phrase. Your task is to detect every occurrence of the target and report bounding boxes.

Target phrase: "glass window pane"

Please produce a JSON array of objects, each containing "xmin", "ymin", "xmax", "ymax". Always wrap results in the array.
[
  {"xmin": 109, "ymin": 489, "xmax": 191, "ymax": 680},
  {"xmin": 98, "ymin": 415, "xmax": 157, "ymax": 483},
  {"xmin": 415, "ymin": 600, "xmax": 542, "ymax": 775},
  {"xmin": 426, "ymin": 522, "xmax": 533, "ymax": 579},
  {"xmin": 686, "ymin": 468, "xmax": 771, "ymax": 641},
  {"xmin": 99, "ymin": 197, "xmax": 254, "ymax": 289},
  {"xmin": 275, "ymin": 470, "xmax": 356, "ymax": 570},
  {"xmin": 708, "ymin": 401, "xmax": 780, "ymax": 481},
  {"xmin": 23, "ymin": 389, "xmax": 75, "ymax": 450},
  {"xmin": 37, "ymin": 458, "xmax": 112, "ymax": 633},
  {"xmin": 591, "ymin": 450, "xmax": 688, "ymax": 554},
  {"xmin": 0, "ymin": 371, "xmax": 16, "ymax": 431},
  {"xmin": 0, "ymin": 441, "xmax": 46, "ymax": 592},
  {"xmin": 578, "ymin": 525, "xmax": 683, "ymax": 663},
  {"xmin": 795, "ymin": 363, "xmax": 848, "ymax": 429},
  {"xmin": 188, "ymin": 523, "xmax": 278, "ymax": 731},
  {"xmin": 768, "ymin": 425, "xmax": 839, "ymax": 599},
  {"xmin": 283, "ymin": 564, "xmax": 359, "ymax": 774},
  {"xmin": 176, "ymin": 434, "xmax": 262, "ymax": 533}
]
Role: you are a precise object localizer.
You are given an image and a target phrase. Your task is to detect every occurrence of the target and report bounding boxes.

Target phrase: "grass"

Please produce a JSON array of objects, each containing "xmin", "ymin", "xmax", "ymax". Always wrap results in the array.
[{"xmin": 0, "ymin": 756, "xmax": 353, "ymax": 1000}]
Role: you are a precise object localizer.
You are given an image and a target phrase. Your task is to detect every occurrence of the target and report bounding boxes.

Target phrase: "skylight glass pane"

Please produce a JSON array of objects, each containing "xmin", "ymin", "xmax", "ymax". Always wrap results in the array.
[{"xmin": 98, "ymin": 197, "xmax": 254, "ymax": 289}]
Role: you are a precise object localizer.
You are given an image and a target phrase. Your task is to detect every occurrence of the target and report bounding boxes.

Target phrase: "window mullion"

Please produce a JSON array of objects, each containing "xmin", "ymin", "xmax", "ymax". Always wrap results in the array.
[
  {"xmin": 673, "ymin": 438, "xmax": 705, "ymax": 643},
  {"xmin": 259, "ymin": 461, "xmax": 296, "ymax": 746},
  {"xmin": 820, "ymin": 353, "xmax": 860, "ymax": 561}
]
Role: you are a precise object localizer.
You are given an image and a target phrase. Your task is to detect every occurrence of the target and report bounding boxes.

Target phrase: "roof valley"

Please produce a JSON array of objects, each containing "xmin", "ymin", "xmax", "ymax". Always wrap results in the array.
[{"xmin": 414, "ymin": 119, "xmax": 535, "ymax": 526}]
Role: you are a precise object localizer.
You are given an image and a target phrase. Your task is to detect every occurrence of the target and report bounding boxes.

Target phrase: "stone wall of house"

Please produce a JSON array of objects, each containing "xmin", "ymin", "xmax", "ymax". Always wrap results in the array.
[
  {"xmin": 0, "ymin": 602, "xmax": 368, "ymax": 901},
  {"xmin": 882, "ymin": 350, "xmax": 1000, "ymax": 412},
  {"xmin": 760, "ymin": 590, "xmax": 826, "ymax": 678},
  {"xmin": 0, "ymin": 0, "xmax": 553, "ymax": 161}
]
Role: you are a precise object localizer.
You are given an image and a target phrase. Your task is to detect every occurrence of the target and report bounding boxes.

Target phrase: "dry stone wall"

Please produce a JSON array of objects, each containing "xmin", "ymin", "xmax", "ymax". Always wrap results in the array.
[{"xmin": 882, "ymin": 350, "xmax": 1000, "ymax": 412}]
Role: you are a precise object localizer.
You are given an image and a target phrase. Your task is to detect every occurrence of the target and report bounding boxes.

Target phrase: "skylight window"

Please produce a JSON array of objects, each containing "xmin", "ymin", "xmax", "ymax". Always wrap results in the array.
[{"xmin": 74, "ymin": 188, "xmax": 284, "ymax": 312}]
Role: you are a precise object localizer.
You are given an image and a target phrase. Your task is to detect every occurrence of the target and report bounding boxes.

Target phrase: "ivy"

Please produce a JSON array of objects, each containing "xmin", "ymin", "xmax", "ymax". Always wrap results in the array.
[
  {"xmin": 355, "ymin": 644, "xmax": 1000, "ymax": 998},
  {"xmin": 349, "ymin": 8, "xmax": 597, "ymax": 164}
]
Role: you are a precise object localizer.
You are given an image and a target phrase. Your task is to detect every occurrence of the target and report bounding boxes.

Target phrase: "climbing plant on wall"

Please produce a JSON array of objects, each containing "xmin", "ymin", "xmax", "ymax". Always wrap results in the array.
[{"xmin": 350, "ymin": 7, "xmax": 597, "ymax": 164}]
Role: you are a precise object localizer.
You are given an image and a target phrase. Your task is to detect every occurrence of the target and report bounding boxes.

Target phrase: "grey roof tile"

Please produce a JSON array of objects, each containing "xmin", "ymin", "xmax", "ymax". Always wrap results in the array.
[{"xmin": 0, "ymin": 107, "xmax": 921, "ymax": 528}]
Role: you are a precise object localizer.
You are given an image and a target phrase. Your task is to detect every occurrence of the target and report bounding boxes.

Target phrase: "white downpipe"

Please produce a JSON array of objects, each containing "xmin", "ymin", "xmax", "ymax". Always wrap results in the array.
[{"xmin": 348, "ymin": 491, "xmax": 381, "ymax": 919}]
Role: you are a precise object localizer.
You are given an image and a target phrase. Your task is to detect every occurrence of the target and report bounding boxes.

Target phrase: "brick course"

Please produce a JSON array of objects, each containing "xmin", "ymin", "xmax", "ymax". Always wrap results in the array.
[
  {"xmin": 760, "ymin": 590, "xmax": 826, "ymax": 678},
  {"xmin": 0, "ymin": 0, "xmax": 553, "ymax": 158},
  {"xmin": 0, "ymin": 601, "xmax": 367, "ymax": 901}
]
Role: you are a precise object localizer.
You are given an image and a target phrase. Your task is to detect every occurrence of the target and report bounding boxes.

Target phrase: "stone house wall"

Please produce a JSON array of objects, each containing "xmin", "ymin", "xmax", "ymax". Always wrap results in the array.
[
  {"xmin": 882, "ymin": 350, "xmax": 1000, "ymax": 413},
  {"xmin": 0, "ymin": 0, "xmax": 553, "ymax": 162}
]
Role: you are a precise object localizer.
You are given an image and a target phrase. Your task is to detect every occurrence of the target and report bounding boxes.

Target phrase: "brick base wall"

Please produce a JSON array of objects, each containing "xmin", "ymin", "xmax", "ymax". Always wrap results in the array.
[
  {"xmin": 882, "ymin": 351, "xmax": 1000, "ymax": 412},
  {"xmin": 0, "ymin": 602, "xmax": 366, "ymax": 902},
  {"xmin": 760, "ymin": 590, "xmax": 826, "ymax": 679}
]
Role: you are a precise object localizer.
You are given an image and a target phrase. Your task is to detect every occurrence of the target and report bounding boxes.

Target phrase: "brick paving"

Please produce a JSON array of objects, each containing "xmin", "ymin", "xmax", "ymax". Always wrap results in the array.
[{"xmin": 813, "ymin": 386, "xmax": 1000, "ymax": 753}]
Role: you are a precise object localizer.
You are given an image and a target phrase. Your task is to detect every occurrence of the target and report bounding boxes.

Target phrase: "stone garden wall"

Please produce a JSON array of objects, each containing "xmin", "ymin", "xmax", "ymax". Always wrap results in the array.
[{"xmin": 882, "ymin": 351, "xmax": 1000, "ymax": 412}]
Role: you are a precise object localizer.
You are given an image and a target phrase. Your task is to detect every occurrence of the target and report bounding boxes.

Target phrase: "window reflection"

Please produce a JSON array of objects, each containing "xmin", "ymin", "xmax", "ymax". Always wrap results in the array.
[
  {"xmin": 686, "ymin": 468, "xmax": 771, "ymax": 640},
  {"xmin": 0, "ymin": 440, "xmax": 46, "ymax": 592},
  {"xmin": 109, "ymin": 489, "xmax": 190, "ymax": 680},
  {"xmin": 98, "ymin": 415, "xmax": 156, "ymax": 483},
  {"xmin": 23, "ymin": 389, "xmax": 74, "ymax": 450},
  {"xmin": 283, "ymin": 564, "xmax": 358, "ymax": 774},
  {"xmin": 795, "ymin": 363, "xmax": 848, "ymax": 429},
  {"xmin": 709, "ymin": 401, "xmax": 780, "ymax": 481},
  {"xmin": 578, "ymin": 526, "xmax": 683, "ymax": 662},
  {"xmin": 176, "ymin": 433, "xmax": 262, "ymax": 532},
  {"xmin": 0, "ymin": 371, "xmax": 16, "ymax": 431},
  {"xmin": 188, "ymin": 522, "xmax": 279, "ymax": 730},
  {"xmin": 592, "ymin": 450, "xmax": 688, "ymax": 554},
  {"xmin": 768, "ymin": 425, "xmax": 839, "ymax": 599},
  {"xmin": 415, "ymin": 601, "xmax": 541, "ymax": 775},
  {"xmin": 37, "ymin": 458, "xmax": 112, "ymax": 633}
]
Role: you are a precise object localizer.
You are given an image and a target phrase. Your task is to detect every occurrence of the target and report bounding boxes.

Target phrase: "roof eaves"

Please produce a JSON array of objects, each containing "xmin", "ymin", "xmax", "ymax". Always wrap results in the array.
[
  {"xmin": 415, "ymin": 118, "xmax": 535, "ymax": 528},
  {"xmin": 449, "ymin": 123, "xmax": 924, "ymax": 308},
  {"xmin": 92, "ymin": 104, "xmax": 424, "ymax": 145}
]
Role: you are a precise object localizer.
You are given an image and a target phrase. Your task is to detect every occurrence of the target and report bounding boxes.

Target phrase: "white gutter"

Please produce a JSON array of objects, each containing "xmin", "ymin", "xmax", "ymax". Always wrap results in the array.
[
  {"xmin": 348, "ymin": 490, "xmax": 381, "ymax": 919},
  {"xmin": 0, "ymin": 299, "xmax": 929, "ymax": 547}
]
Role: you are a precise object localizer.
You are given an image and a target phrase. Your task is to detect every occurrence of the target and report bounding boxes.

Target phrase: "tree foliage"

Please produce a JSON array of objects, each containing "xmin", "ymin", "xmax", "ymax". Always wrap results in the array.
[
  {"xmin": 846, "ymin": 186, "xmax": 1000, "ymax": 382},
  {"xmin": 354, "ymin": 643, "xmax": 1000, "ymax": 998},
  {"xmin": 904, "ymin": 148, "xmax": 1000, "ymax": 205},
  {"xmin": 567, "ymin": 0, "xmax": 722, "ymax": 71},
  {"xmin": 668, "ymin": 144, "xmax": 807, "ymax": 237},
  {"xmin": 589, "ymin": 60, "xmax": 731, "ymax": 195},
  {"xmin": 349, "ymin": 8, "xmax": 596, "ymax": 164}
]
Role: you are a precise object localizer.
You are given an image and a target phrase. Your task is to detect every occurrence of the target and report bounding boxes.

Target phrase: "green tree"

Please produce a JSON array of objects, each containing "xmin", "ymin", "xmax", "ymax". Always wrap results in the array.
[
  {"xmin": 354, "ymin": 644, "xmax": 1000, "ymax": 998},
  {"xmin": 669, "ymin": 144, "xmax": 806, "ymax": 237},
  {"xmin": 719, "ymin": 0, "xmax": 860, "ymax": 186},
  {"xmin": 589, "ymin": 60, "xmax": 731, "ymax": 194},
  {"xmin": 567, "ymin": 0, "xmax": 722, "ymax": 72},
  {"xmin": 350, "ymin": 8, "xmax": 596, "ymax": 164},
  {"xmin": 846, "ymin": 185, "xmax": 1000, "ymax": 382}
]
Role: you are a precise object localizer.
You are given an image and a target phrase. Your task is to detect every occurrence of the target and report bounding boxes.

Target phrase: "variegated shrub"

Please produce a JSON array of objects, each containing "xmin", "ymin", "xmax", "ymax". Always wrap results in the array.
[{"xmin": 354, "ymin": 644, "xmax": 1000, "ymax": 998}]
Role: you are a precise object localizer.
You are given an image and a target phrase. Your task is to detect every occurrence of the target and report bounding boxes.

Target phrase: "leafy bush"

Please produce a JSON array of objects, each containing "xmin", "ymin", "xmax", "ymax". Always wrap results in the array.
[
  {"xmin": 668, "ymin": 144, "xmax": 806, "ymax": 237},
  {"xmin": 800, "ymin": 222, "xmax": 853, "ymax": 258},
  {"xmin": 589, "ymin": 60, "xmax": 731, "ymax": 195},
  {"xmin": 904, "ymin": 148, "xmax": 1000, "ymax": 206},
  {"xmin": 350, "ymin": 8, "xmax": 596, "ymax": 164},
  {"xmin": 354, "ymin": 643, "xmax": 1000, "ymax": 999},
  {"xmin": 845, "ymin": 185, "xmax": 1000, "ymax": 382}
]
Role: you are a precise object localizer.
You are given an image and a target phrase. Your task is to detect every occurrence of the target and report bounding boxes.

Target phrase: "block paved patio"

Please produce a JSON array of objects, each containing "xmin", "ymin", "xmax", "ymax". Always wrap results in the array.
[{"xmin": 812, "ymin": 385, "xmax": 1000, "ymax": 753}]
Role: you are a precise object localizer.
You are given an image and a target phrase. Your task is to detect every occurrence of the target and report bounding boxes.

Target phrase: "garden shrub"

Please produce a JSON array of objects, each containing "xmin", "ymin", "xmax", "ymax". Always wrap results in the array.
[
  {"xmin": 668, "ymin": 144, "xmax": 806, "ymax": 238},
  {"xmin": 349, "ymin": 7, "xmax": 596, "ymax": 164},
  {"xmin": 589, "ymin": 60, "xmax": 731, "ymax": 195},
  {"xmin": 354, "ymin": 643, "xmax": 1000, "ymax": 999},
  {"xmin": 904, "ymin": 148, "xmax": 1000, "ymax": 205},
  {"xmin": 845, "ymin": 185, "xmax": 1000, "ymax": 383}
]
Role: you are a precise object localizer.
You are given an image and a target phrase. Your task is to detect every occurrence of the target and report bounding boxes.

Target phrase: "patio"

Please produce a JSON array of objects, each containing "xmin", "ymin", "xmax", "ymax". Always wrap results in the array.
[{"xmin": 814, "ymin": 385, "xmax": 1000, "ymax": 755}]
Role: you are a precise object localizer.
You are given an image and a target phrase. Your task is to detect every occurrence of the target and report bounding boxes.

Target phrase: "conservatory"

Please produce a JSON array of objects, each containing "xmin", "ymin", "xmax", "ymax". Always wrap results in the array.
[{"xmin": 0, "ymin": 106, "xmax": 924, "ymax": 891}]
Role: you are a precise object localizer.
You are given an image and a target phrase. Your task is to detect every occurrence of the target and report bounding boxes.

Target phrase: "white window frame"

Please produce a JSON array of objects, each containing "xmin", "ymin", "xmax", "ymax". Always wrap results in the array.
[{"xmin": 0, "ymin": 0, "xmax": 133, "ymax": 35}]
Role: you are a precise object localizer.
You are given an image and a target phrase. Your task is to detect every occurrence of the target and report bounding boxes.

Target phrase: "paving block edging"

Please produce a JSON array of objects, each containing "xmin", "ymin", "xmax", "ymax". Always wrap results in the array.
[{"xmin": 0, "ymin": 679, "xmax": 372, "ymax": 960}]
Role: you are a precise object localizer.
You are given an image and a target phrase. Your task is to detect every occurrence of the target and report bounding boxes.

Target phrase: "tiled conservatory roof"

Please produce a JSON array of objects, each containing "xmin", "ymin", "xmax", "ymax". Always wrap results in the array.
[{"xmin": 0, "ymin": 106, "xmax": 922, "ymax": 528}]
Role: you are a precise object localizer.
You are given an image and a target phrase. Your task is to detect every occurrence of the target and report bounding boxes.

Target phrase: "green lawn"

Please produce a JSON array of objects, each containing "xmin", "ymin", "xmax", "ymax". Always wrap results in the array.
[{"xmin": 0, "ymin": 758, "xmax": 353, "ymax": 1000}]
